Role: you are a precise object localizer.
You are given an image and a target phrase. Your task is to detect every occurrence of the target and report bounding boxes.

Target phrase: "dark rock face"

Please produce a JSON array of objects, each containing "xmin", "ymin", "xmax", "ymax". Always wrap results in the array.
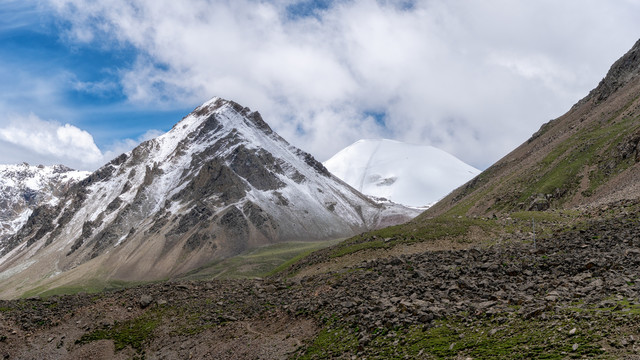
[
  {"xmin": 273, "ymin": 191, "xmax": 289, "ymax": 206},
  {"xmin": 193, "ymin": 113, "xmax": 222, "ymax": 142},
  {"xmin": 105, "ymin": 197, "xmax": 123, "ymax": 214},
  {"xmin": 219, "ymin": 206, "xmax": 249, "ymax": 239},
  {"xmin": 174, "ymin": 158, "xmax": 247, "ymax": 205},
  {"xmin": 528, "ymin": 195, "xmax": 550, "ymax": 211},
  {"xmin": 0, "ymin": 164, "xmax": 88, "ymax": 254},
  {"xmin": 219, "ymin": 206, "xmax": 250, "ymax": 254},
  {"xmin": 608, "ymin": 129, "xmax": 640, "ymax": 168},
  {"xmin": 242, "ymin": 201, "xmax": 272, "ymax": 229},
  {"xmin": 229, "ymin": 146, "xmax": 285, "ymax": 191},
  {"xmin": 79, "ymin": 165, "xmax": 114, "ymax": 188},
  {"xmin": 183, "ymin": 232, "xmax": 215, "ymax": 252},
  {"xmin": 592, "ymin": 38, "xmax": 640, "ymax": 102},
  {"xmin": 243, "ymin": 201, "xmax": 277, "ymax": 240},
  {"xmin": 169, "ymin": 205, "xmax": 214, "ymax": 238},
  {"xmin": 296, "ymin": 149, "xmax": 331, "ymax": 177}
]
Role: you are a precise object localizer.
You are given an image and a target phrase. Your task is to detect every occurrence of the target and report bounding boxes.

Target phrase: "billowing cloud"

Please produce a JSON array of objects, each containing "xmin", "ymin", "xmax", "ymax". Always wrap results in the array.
[
  {"xmin": 0, "ymin": 113, "xmax": 164, "ymax": 171},
  {"xmin": 0, "ymin": 114, "xmax": 102, "ymax": 169},
  {"xmin": 46, "ymin": 0, "xmax": 640, "ymax": 168}
]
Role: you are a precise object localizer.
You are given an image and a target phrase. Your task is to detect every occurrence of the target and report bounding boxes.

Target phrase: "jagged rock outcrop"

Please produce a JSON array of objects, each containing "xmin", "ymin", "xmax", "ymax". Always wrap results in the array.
[
  {"xmin": 590, "ymin": 38, "xmax": 640, "ymax": 103},
  {"xmin": 0, "ymin": 164, "xmax": 88, "ymax": 253}
]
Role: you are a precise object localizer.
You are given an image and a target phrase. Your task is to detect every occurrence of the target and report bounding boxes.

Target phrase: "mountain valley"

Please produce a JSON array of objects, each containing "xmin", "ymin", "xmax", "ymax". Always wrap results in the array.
[
  {"xmin": 0, "ymin": 98, "xmax": 417, "ymax": 299},
  {"xmin": 1, "ymin": 38, "xmax": 640, "ymax": 359}
]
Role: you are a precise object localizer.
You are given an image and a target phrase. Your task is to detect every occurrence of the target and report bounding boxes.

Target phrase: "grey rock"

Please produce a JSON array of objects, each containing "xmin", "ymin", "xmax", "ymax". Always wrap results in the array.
[{"xmin": 139, "ymin": 294, "xmax": 154, "ymax": 308}]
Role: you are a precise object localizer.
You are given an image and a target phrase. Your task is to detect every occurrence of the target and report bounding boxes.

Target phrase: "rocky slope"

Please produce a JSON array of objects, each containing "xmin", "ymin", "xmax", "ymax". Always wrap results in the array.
[
  {"xmin": 426, "ymin": 38, "xmax": 640, "ymax": 218},
  {"xmin": 0, "ymin": 98, "xmax": 418, "ymax": 299},
  {"xmin": 0, "ymin": 164, "xmax": 88, "ymax": 252},
  {"xmin": 1, "ymin": 201, "xmax": 640, "ymax": 359},
  {"xmin": 324, "ymin": 139, "xmax": 480, "ymax": 207}
]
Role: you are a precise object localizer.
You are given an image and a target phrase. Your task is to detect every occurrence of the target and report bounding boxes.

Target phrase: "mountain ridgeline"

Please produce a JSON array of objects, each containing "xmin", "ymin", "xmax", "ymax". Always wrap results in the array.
[
  {"xmin": 0, "ymin": 98, "xmax": 417, "ymax": 298},
  {"xmin": 0, "ymin": 164, "xmax": 89, "ymax": 253},
  {"xmin": 426, "ymin": 38, "xmax": 640, "ymax": 218}
]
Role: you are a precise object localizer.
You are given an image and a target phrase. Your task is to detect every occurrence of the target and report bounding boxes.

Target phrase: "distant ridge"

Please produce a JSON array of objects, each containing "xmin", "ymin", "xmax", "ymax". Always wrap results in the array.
[{"xmin": 0, "ymin": 163, "xmax": 88, "ymax": 252}]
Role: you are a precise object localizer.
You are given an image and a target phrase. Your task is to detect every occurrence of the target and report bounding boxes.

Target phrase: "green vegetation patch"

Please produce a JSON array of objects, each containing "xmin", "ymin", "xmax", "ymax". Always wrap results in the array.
[
  {"xmin": 166, "ymin": 302, "xmax": 220, "ymax": 336},
  {"xmin": 392, "ymin": 319, "xmax": 603, "ymax": 359},
  {"xmin": 443, "ymin": 171, "xmax": 497, "ymax": 217},
  {"xmin": 521, "ymin": 115, "xmax": 639, "ymax": 203},
  {"xmin": 21, "ymin": 278, "xmax": 143, "ymax": 299},
  {"xmin": 268, "ymin": 243, "xmax": 340, "ymax": 276},
  {"xmin": 78, "ymin": 309, "xmax": 163, "ymax": 352},
  {"xmin": 297, "ymin": 323, "xmax": 359, "ymax": 359},
  {"xmin": 328, "ymin": 216, "xmax": 497, "ymax": 259},
  {"xmin": 183, "ymin": 239, "xmax": 343, "ymax": 280},
  {"xmin": 330, "ymin": 239, "xmax": 388, "ymax": 258},
  {"xmin": 297, "ymin": 314, "xmax": 613, "ymax": 359},
  {"xmin": 570, "ymin": 297, "xmax": 640, "ymax": 316}
]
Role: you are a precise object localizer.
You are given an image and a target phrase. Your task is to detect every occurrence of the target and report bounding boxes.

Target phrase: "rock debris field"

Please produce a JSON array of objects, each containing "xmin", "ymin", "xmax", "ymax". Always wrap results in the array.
[{"xmin": 2, "ymin": 210, "xmax": 640, "ymax": 359}]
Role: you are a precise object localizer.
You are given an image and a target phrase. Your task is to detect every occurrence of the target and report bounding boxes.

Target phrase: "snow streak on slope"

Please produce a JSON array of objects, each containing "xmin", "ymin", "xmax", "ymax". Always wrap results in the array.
[
  {"xmin": 324, "ymin": 139, "xmax": 481, "ymax": 207},
  {"xmin": 0, "ymin": 163, "xmax": 89, "ymax": 249}
]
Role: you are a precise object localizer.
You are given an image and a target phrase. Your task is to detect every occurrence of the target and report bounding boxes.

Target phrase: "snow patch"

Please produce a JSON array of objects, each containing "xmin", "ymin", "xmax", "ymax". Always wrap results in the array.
[{"xmin": 324, "ymin": 139, "xmax": 481, "ymax": 207}]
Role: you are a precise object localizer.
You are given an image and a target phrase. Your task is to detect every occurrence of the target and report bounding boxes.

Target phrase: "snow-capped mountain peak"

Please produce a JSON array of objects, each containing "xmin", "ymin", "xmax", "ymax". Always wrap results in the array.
[
  {"xmin": 324, "ymin": 139, "xmax": 481, "ymax": 207},
  {"xmin": 0, "ymin": 98, "xmax": 418, "ymax": 298}
]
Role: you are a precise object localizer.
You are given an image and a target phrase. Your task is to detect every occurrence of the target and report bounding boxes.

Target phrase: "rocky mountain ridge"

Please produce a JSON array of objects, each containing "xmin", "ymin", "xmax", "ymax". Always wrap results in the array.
[
  {"xmin": 0, "ymin": 98, "xmax": 418, "ymax": 299},
  {"xmin": 0, "ymin": 163, "xmax": 88, "ymax": 253}
]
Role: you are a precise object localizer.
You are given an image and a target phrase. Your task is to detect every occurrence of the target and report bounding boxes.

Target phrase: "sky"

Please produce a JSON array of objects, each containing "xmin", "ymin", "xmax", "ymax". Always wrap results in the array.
[{"xmin": 0, "ymin": 0, "xmax": 639, "ymax": 171}]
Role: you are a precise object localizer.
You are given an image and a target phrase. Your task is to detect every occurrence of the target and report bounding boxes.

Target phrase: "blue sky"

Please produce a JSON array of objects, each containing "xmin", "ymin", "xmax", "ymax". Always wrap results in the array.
[
  {"xmin": 0, "ymin": 1, "xmax": 194, "ymax": 169},
  {"xmin": 1, "ymin": 0, "xmax": 640, "ymax": 170}
]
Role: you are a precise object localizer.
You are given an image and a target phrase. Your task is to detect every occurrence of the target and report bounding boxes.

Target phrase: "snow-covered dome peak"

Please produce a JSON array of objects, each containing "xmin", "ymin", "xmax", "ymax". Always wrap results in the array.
[{"xmin": 324, "ymin": 139, "xmax": 481, "ymax": 207}]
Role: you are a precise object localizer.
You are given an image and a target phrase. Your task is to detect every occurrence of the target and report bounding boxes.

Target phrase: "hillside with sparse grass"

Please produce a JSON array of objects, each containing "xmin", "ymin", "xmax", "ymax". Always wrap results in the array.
[{"xmin": 426, "ymin": 38, "xmax": 640, "ymax": 219}]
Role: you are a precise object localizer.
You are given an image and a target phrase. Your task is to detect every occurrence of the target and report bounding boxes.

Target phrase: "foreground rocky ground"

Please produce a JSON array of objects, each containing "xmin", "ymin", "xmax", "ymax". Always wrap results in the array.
[{"xmin": 2, "ymin": 204, "xmax": 640, "ymax": 359}]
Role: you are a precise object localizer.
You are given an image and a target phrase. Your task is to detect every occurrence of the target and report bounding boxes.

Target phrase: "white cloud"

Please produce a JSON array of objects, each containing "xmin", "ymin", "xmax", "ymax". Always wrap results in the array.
[
  {"xmin": 72, "ymin": 79, "xmax": 120, "ymax": 97},
  {"xmin": 46, "ymin": 0, "xmax": 640, "ymax": 169},
  {"xmin": 0, "ymin": 1, "xmax": 42, "ymax": 32},
  {"xmin": 0, "ymin": 114, "xmax": 102, "ymax": 169},
  {"xmin": 0, "ymin": 113, "xmax": 163, "ymax": 171}
]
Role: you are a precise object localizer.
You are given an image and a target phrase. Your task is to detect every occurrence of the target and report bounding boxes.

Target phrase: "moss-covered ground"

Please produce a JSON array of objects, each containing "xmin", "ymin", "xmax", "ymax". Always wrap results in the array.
[{"xmin": 296, "ymin": 308, "xmax": 640, "ymax": 360}]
